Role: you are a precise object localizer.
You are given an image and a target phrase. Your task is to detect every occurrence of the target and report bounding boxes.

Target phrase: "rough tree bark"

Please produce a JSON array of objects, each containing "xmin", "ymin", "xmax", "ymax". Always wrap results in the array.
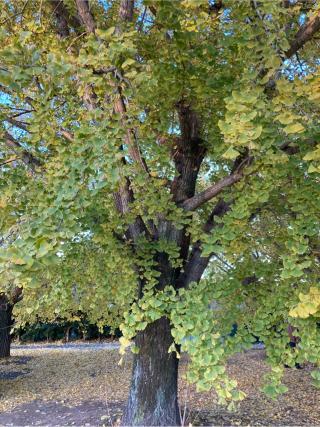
[
  {"xmin": 0, "ymin": 294, "xmax": 12, "ymax": 358},
  {"xmin": 123, "ymin": 317, "xmax": 180, "ymax": 426}
]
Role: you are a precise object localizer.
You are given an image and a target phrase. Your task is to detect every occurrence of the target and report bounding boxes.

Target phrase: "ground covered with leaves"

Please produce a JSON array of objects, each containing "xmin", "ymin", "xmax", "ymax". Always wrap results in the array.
[{"xmin": 0, "ymin": 345, "xmax": 319, "ymax": 426}]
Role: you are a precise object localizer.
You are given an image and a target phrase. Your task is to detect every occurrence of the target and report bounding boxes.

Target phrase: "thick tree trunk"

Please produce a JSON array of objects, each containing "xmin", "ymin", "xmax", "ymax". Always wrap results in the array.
[
  {"xmin": 0, "ymin": 295, "xmax": 12, "ymax": 358},
  {"xmin": 123, "ymin": 316, "xmax": 180, "ymax": 426}
]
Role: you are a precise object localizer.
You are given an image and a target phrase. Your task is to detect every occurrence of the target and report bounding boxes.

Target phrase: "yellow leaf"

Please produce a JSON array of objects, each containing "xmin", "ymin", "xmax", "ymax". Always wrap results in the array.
[
  {"xmin": 276, "ymin": 112, "xmax": 296, "ymax": 125},
  {"xmin": 303, "ymin": 147, "xmax": 320, "ymax": 161},
  {"xmin": 283, "ymin": 123, "xmax": 305, "ymax": 134},
  {"xmin": 119, "ymin": 336, "xmax": 131, "ymax": 348},
  {"xmin": 308, "ymin": 164, "xmax": 319, "ymax": 174}
]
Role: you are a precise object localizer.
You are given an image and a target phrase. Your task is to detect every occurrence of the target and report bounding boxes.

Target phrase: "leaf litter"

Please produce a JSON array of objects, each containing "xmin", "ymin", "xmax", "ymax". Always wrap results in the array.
[{"xmin": 0, "ymin": 346, "xmax": 319, "ymax": 426}]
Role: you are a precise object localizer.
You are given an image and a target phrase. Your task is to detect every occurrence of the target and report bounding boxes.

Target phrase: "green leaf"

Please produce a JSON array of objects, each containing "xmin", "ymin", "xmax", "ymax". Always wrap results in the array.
[{"xmin": 222, "ymin": 147, "xmax": 240, "ymax": 159}]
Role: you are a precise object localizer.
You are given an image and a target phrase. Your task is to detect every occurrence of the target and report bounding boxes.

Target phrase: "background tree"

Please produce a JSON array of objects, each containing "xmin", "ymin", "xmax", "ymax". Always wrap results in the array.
[
  {"xmin": 0, "ymin": 287, "xmax": 21, "ymax": 358},
  {"xmin": 1, "ymin": 0, "xmax": 320, "ymax": 425},
  {"xmin": 0, "ymin": 227, "xmax": 23, "ymax": 358}
]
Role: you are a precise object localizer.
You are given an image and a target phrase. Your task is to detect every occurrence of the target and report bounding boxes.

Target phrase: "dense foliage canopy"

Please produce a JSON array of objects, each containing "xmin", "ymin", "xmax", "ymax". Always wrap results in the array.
[{"xmin": 1, "ymin": 0, "xmax": 320, "ymax": 421}]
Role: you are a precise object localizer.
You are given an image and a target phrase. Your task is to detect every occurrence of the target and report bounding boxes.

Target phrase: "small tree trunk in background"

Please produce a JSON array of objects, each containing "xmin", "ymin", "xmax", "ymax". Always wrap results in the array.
[
  {"xmin": 122, "ymin": 316, "xmax": 180, "ymax": 426},
  {"xmin": 0, "ymin": 294, "xmax": 12, "ymax": 358},
  {"xmin": 63, "ymin": 325, "xmax": 71, "ymax": 343}
]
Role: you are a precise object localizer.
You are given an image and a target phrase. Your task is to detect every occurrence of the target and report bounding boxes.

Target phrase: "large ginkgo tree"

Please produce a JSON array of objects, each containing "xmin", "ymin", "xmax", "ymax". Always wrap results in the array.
[{"xmin": 1, "ymin": 0, "xmax": 320, "ymax": 425}]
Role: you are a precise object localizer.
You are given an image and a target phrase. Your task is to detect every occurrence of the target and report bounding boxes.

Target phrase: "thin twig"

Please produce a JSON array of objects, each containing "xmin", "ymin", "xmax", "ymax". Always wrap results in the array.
[
  {"xmin": 138, "ymin": 7, "xmax": 147, "ymax": 32},
  {"xmin": 0, "ymin": 157, "xmax": 18, "ymax": 167},
  {"xmin": 66, "ymin": 32, "xmax": 87, "ymax": 52},
  {"xmin": 0, "ymin": 0, "xmax": 30, "ymax": 25}
]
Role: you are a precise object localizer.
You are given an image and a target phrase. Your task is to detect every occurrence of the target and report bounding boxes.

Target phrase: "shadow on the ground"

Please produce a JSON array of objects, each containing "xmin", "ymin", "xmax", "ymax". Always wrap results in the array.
[{"xmin": 0, "ymin": 399, "xmax": 124, "ymax": 426}]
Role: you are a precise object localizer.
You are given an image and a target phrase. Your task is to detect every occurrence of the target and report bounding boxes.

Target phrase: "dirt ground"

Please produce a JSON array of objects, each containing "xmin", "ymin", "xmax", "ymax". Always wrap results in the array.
[{"xmin": 0, "ymin": 345, "xmax": 320, "ymax": 426}]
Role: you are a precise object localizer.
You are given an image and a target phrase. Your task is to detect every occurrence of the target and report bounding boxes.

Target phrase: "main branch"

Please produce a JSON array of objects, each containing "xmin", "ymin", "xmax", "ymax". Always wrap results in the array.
[{"xmin": 182, "ymin": 172, "xmax": 242, "ymax": 211}]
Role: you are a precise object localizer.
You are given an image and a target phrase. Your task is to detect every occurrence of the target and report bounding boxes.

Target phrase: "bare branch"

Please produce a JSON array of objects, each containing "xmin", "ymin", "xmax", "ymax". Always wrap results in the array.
[
  {"xmin": 0, "ymin": 157, "xmax": 17, "ymax": 167},
  {"xmin": 50, "ymin": 1, "xmax": 82, "ymax": 37},
  {"xmin": 60, "ymin": 129, "xmax": 74, "ymax": 142},
  {"xmin": 75, "ymin": 0, "xmax": 96, "ymax": 34},
  {"xmin": 119, "ymin": 0, "xmax": 134, "ymax": 22},
  {"xmin": 3, "ymin": 132, "xmax": 41, "ymax": 170},
  {"xmin": 4, "ymin": 117, "xmax": 29, "ymax": 132},
  {"xmin": 92, "ymin": 66, "xmax": 117, "ymax": 75},
  {"xmin": 51, "ymin": 0, "xmax": 70, "ymax": 38},
  {"xmin": 258, "ymin": 9, "xmax": 320, "ymax": 91},
  {"xmin": 182, "ymin": 151, "xmax": 254, "ymax": 211},
  {"xmin": 0, "ymin": 0, "xmax": 29, "ymax": 26},
  {"xmin": 114, "ymin": 90, "xmax": 149, "ymax": 174},
  {"xmin": 0, "ymin": 84, "xmax": 13, "ymax": 96},
  {"xmin": 11, "ymin": 286, "xmax": 22, "ymax": 305},
  {"xmin": 181, "ymin": 172, "xmax": 242, "ymax": 211},
  {"xmin": 213, "ymin": 253, "xmax": 233, "ymax": 271},
  {"xmin": 138, "ymin": 7, "xmax": 147, "ymax": 32},
  {"xmin": 286, "ymin": 10, "xmax": 320, "ymax": 58}
]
